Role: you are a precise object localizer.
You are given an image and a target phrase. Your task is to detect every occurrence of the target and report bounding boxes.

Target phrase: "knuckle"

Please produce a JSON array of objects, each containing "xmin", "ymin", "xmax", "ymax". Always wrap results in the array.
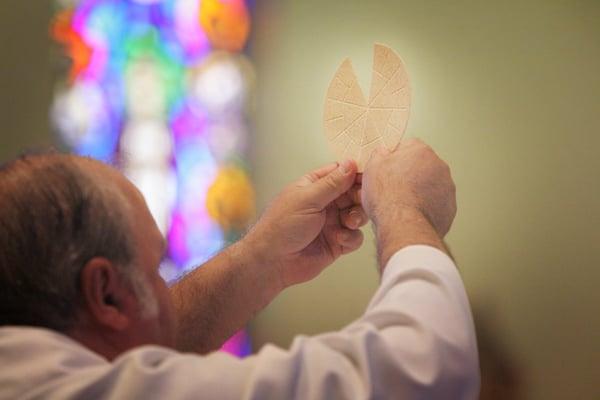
[
  {"xmin": 440, "ymin": 161, "xmax": 451, "ymax": 176},
  {"xmin": 324, "ymin": 173, "xmax": 341, "ymax": 191},
  {"xmin": 348, "ymin": 185, "xmax": 361, "ymax": 204},
  {"xmin": 346, "ymin": 229, "xmax": 363, "ymax": 245},
  {"xmin": 423, "ymin": 143, "xmax": 435, "ymax": 154},
  {"xmin": 415, "ymin": 138, "xmax": 426, "ymax": 147}
]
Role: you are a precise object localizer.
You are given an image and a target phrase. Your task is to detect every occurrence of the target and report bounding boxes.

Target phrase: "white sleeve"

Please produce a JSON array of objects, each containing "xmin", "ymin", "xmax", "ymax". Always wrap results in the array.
[
  {"xmin": 46, "ymin": 245, "xmax": 480, "ymax": 400},
  {"xmin": 235, "ymin": 245, "xmax": 480, "ymax": 399}
]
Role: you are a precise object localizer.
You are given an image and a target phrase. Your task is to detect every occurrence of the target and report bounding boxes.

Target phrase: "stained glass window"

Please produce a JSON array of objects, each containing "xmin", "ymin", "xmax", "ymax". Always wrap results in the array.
[{"xmin": 51, "ymin": 0, "xmax": 256, "ymax": 356}]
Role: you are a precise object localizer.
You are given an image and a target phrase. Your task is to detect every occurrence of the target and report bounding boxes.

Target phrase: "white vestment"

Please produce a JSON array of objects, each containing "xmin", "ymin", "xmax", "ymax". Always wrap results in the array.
[{"xmin": 0, "ymin": 245, "xmax": 480, "ymax": 399}]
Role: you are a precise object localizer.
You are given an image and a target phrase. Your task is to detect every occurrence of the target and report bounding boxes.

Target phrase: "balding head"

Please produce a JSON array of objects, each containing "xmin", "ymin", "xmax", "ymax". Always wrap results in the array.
[{"xmin": 0, "ymin": 152, "xmax": 135, "ymax": 331}]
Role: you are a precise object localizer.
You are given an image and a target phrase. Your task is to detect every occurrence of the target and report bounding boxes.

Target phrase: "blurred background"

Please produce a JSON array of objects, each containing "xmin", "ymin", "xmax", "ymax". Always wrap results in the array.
[{"xmin": 1, "ymin": 0, "xmax": 599, "ymax": 399}]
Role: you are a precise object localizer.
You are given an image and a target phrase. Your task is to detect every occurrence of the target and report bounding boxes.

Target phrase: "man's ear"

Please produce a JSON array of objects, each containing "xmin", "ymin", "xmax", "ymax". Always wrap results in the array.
[{"xmin": 79, "ymin": 257, "xmax": 133, "ymax": 331}]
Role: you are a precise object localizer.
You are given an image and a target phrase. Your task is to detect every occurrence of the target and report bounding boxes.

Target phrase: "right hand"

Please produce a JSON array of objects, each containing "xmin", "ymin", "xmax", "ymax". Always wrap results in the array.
[
  {"xmin": 361, "ymin": 138, "xmax": 457, "ymax": 238},
  {"xmin": 241, "ymin": 160, "xmax": 366, "ymax": 290}
]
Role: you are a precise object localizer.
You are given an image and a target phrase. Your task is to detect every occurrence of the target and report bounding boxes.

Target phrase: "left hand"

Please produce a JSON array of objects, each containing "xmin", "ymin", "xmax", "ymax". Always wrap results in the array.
[{"xmin": 242, "ymin": 160, "xmax": 367, "ymax": 289}]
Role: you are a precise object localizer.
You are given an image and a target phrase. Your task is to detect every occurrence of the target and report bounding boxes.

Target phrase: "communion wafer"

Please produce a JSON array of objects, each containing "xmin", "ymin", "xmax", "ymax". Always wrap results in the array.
[{"xmin": 323, "ymin": 43, "xmax": 411, "ymax": 171}]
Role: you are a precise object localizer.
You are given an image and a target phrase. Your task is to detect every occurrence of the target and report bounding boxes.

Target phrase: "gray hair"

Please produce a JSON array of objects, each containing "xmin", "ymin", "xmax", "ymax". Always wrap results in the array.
[{"xmin": 0, "ymin": 152, "xmax": 154, "ymax": 331}]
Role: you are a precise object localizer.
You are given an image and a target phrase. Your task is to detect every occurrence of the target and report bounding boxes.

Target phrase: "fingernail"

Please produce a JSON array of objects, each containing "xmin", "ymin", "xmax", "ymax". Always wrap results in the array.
[
  {"xmin": 349, "ymin": 210, "xmax": 362, "ymax": 227},
  {"xmin": 338, "ymin": 230, "xmax": 351, "ymax": 242},
  {"xmin": 340, "ymin": 159, "xmax": 353, "ymax": 174}
]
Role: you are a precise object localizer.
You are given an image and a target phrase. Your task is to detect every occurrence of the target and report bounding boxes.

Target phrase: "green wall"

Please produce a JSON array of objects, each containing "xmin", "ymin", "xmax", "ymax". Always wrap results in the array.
[
  {"xmin": 250, "ymin": 1, "xmax": 600, "ymax": 399},
  {"xmin": 0, "ymin": 1, "xmax": 54, "ymax": 160}
]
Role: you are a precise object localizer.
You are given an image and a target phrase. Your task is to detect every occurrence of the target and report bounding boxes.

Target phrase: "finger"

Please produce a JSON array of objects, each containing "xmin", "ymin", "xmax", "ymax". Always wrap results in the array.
[
  {"xmin": 324, "ymin": 203, "xmax": 340, "ymax": 228},
  {"xmin": 297, "ymin": 162, "xmax": 339, "ymax": 186},
  {"xmin": 340, "ymin": 205, "xmax": 368, "ymax": 229},
  {"xmin": 334, "ymin": 183, "xmax": 362, "ymax": 209},
  {"xmin": 364, "ymin": 146, "xmax": 389, "ymax": 171},
  {"xmin": 336, "ymin": 228, "xmax": 364, "ymax": 254},
  {"xmin": 304, "ymin": 159, "xmax": 357, "ymax": 210}
]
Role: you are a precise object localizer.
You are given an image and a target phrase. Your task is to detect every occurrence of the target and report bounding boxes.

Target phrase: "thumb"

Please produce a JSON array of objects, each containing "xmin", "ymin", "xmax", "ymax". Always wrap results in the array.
[{"xmin": 304, "ymin": 159, "xmax": 357, "ymax": 209}]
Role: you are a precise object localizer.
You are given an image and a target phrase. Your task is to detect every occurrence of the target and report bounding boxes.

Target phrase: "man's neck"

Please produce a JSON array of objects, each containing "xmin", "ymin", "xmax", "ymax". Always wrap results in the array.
[{"xmin": 67, "ymin": 325, "xmax": 128, "ymax": 361}]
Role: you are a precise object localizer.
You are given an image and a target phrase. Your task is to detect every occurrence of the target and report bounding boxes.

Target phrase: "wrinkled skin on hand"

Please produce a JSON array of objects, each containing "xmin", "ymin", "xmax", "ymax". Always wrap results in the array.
[
  {"xmin": 361, "ymin": 138, "xmax": 457, "ymax": 238},
  {"xmin": 244, "ymin": 160, "xmax": 367, "ymax": 288}
]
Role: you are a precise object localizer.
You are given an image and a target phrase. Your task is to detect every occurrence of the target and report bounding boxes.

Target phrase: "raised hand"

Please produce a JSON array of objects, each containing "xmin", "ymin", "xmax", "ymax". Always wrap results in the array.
[
  {"xmin": 361, "ymin": 138, "xmax": 457, "ymax": 268},
  {"xmin": 243, "ymin": 160, "xmax": 367, "ymax": 288}
]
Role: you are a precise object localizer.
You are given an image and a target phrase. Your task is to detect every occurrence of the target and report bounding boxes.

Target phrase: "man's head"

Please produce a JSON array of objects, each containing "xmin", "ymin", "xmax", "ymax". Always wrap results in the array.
[{"xmin": 0, "ymin": 153, "xmax": 175, "ymax": 359}]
